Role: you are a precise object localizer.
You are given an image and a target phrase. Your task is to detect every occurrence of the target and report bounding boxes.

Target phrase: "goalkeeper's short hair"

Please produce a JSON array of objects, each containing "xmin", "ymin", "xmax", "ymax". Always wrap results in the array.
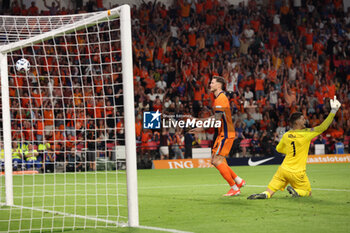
[{"xmin": 289, "ymin": 112, "xmax": 303, "ymax": 126}]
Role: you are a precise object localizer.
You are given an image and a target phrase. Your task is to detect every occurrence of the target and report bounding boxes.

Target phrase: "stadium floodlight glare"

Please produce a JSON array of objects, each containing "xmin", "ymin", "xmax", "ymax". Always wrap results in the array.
[{"xmin": 0, "ymin": 5, "xmax": 138, "ymax": 232}]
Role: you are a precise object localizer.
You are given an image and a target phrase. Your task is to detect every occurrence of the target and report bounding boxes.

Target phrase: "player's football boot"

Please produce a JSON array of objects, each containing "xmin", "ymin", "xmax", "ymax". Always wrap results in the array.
[
  {"xmin": 237, "ymin": 179, "xmax": 246, "ymax": 189},
  {"xmin": 223, "ymin": 188, "xmax": 241, "ymax": 196},
  {"xmin": 287, "ymin": 186, "xmax": 299, "ymax": 197},
  {"xmin": 247, "ymin": 193, "xmax": 267, "ymax": 199}
]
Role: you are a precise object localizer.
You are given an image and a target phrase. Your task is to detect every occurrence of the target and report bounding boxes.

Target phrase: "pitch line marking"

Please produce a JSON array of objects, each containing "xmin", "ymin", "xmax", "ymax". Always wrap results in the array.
[
  {"xmin": 138, "ymin": 184, "xmax": 350, "ymax": 192},
  {"xmin": 0, "ymin": 203, "xmax": 193, "ymax": 233}
]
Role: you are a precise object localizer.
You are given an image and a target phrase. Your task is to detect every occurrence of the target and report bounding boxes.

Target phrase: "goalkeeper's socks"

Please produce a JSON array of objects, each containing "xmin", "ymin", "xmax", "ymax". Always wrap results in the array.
[
  {"xmin": 294, "ymin": 188, "xmax": 310, "ymax": 197},
  {"xmin": 216, "ymin": 163, "xmax": 235, "ymax": 187},
  {"xmin": 262, "ymin": 191, "xmax": 271, "ymax": 199}
]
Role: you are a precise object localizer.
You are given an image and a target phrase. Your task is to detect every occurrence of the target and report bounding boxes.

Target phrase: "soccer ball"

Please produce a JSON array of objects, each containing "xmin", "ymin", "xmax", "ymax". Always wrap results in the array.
[{"xmin": 16, "ymin": 58, "xmax": 30, "ymax": 73}]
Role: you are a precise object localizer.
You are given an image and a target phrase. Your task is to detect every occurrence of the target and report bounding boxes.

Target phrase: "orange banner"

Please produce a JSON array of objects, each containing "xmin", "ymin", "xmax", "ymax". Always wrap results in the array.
[
  {"xmin": 153, "ymin": 158, "xmax": 214, "ymax": 169},
  {"xmin": 307, "ymin": 154, "xmax": 350, "ymax": 164}
]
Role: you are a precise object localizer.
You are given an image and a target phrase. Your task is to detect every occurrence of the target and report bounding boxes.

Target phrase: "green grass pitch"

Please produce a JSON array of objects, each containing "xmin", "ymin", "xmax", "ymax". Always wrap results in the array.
[{"xmin": 1, "ymin": 163, "xmax": 350, "ymax": 233}]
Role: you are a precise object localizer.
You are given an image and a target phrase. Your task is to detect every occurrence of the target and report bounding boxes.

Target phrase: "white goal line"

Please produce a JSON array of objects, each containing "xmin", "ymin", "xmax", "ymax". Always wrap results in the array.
[
  {"xmin": 136, "ymin": 183, "xmax": 350, "ymax": 192},
  {"xmin": 0, "ymin": 203, "xmax": 193, "ymax": 233}
]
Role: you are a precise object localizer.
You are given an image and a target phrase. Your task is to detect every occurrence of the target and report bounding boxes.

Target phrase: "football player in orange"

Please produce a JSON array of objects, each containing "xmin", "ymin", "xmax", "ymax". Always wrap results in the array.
[{"xmin": 190, "ymin": 76, "xmax": 246, "ymax": 196}]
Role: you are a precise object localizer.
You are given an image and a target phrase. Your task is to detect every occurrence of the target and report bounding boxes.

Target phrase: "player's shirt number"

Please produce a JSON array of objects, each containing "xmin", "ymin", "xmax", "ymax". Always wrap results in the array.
[{"xmin": 291, "ymin": 141, "xmax": 296, "ymax": 157}]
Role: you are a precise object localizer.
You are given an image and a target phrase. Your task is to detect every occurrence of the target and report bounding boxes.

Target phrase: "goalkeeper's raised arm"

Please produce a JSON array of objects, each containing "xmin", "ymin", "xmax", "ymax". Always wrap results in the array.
[{"xmin": 305, "ymin": 96, "xmax": 341, "ymax": 140}]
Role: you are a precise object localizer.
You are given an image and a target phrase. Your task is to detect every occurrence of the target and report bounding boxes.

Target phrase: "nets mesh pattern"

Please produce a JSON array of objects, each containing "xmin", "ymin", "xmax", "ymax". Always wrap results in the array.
[{"xmin": 0, "ymin": 8, "xmax": 130, "ymax": 232}]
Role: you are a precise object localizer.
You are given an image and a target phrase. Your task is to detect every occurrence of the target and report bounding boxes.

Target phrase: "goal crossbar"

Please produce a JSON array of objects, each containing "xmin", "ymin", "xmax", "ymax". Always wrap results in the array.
[{"xmin": 0, "ymin": 9, "xmax": 119, "ymax": 54}]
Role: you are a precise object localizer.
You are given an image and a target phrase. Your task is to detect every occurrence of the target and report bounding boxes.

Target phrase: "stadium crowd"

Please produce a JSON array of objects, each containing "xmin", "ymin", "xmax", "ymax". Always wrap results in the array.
[{"xmin": 1, "ymin": 0, "xmax": 350, "ymax": 171}]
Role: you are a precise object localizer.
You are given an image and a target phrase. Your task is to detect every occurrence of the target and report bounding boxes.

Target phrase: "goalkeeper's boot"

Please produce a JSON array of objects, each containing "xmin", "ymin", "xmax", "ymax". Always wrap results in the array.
[
  {"xmin": 247, "ymin": 193, "xmax": 267, "ymax": 200},
  {"xmin": 287, "ymin": 186, "xmax": 299, "ymax": 197},
  {"xmin": 223, "ymin": 188, "xmax": 241, "ymax": 196},
  {"xmin": 237, "ymin": 179, "xmax": 246, "ymax": 189}
]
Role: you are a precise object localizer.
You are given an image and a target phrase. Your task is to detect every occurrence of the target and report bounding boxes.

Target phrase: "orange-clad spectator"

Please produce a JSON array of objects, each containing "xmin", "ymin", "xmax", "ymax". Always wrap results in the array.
[
  {"xmin": 200, "ymin": 58, "xmax": 209, "ymax": 71},
  {"xmin": 328, "ymin": 122, "xmax": 344, "ymax": 138},
  {"xmin": 153, "ymin": 97, "xmax": 162, "ymax": 111},
  {"xmin": 255, "ymin": 76, "xmax": 264, "ymax": 99},
  {"xmin": 35, "ymin": 116, "xmax": 44, "ymax": 142},
  {"xmin": 182, "ymin": 63, "xmax": 192, "ymax": 81},
  {"xmin": 297, "ymin": 23, "xmax": 306, "ymax": 36},
  {"xmin": 75, "ymin": 110, "xmax": 86, "ymax": 131},
  {"xmin": 284, "ymin": 54, "xmax": 293, "ymax": 68},
  {"xmin": 305, "ymin": 68, "xmax": 314, "ymax": 85},
  {"xmin": 96, "ymin": 0, "xmax": 104, "ymax": 9},
  {"xmin": 204, "ymin": 0, "xmax": 214, "ymax": 10},
  {"xmin": 195, "ymin": 0, "xmax": 204, "ymax": 14},
  {"xmin": 245, "ymin": 75, "xmax": 255, "ymax": 90},
  {"xmin": 313, "ymin": 39, "xmax": 324, "ymax": 55},
  {"xmin": 139, "ymin": 66, "xmax": 149, "ymax": 79},
  {"xmin": 94, "ymin": 98, "xmax": 104, "ymax": 120},
  {"xmin": 205, "ymin": 10, "xmax": 217, "ymax": 26},
  {"xmin": 144, "ymin": 76, "xmax": 156, "ymax": 90},
  {"xmin": 11, "ymin": 0, "xmax": 21, "ymax": 15},
  {"xmin": 259, "ymin": 115, "xmax": 270, "ymax": 131},
  {"xmin": 141, "ymin": 129, "xmax": 152, "ymax": 154},
  {"xmin": 193, "ymin": 85, "xmax": 204, "ymax": 102},
  {"xmin": 305, "ymin": 29, "xmax": 313, "ymax": 50},
  {"xmin": 269, "ymin": 30, "xmax": 278, "ymax": 49},
  {"xmin": 154, "ymin": 44, "xmax": 164, "ymax": 68},
  {"xmin": 145, "ymin": 44, "xmax": 154, "ymax": 64},
  {"xmin": 250, "ymin": 19, "xmax": 260, "ymax": 32},
  {"xmin": 309, "ymin": 114, "xmax": 320, "ymax": 128},
  {"xmin": 326, "ymin": 80, "xmax": 336, "ymax": 99},
  {"xmin": 66, "ymin": 134, "xmax": 76, "ymax": 150},
  {"xmin": 188, "ymin": 30, "xmax": 196, "ymax": 48},
  {"xmin": 314, "ymin": 90, "xmax": 324, "ymax": 105},
  {"xmin": 31, "ymin": 89, "xmax": 43, "ymax": 108},
  {"xmin": 23, "ymin": 120, "xmax": 34, "ymax": 141},
  {"xmin": 14, "ymin": 75, "xmax": 25, "ymax": 87},
  {"xmin": 257, "ymin": 96, "xmax": 266, "ymax": 107},
  {"xmin": 284, "ymin": 83, "xmax": 297, "ymax": 107},
  {"xmin": 334, "ymin": 0, "xmax": 342, "ymax": 10},
  {"xmin": 139, "ymin": 5, "xmax": 150, "ymax": 23},
  {"xmin": 73, "ymin": 88, "xmax": 83, "ymax": 107},
  {"xmin": 133, "ymin": 63, "xmax": 140, "ymax": 77},
  {"xmin": 159, "ymin": 4, "xmax": 167, "ymax": 18},
  {"xmin": 135, "ymin": 115, "xmax": 142, "ymax": 140},
  {"xmin": 267, "ymin": 5, "xmax": 275, "ymax": 16},
  {"xmin": 197, "ymin": 32, "xmax": 205, "ymax": 50},
  {"xmin": 272, "ymin": 53, "xmax": 282, "ymax": 69},
  {"xmin": 20, "ymin": 92, "xmax": 30, "ymax": 108},
  {"xmin": 267, "ymin": 66, "xmax": 277, "ymax": 83},
  {"xmin": 179, "ymin": 0, "xmax": 191, "ymax": 18},
  {"xmin": 20, "ymin": 4, "xmax": 28, "ymax": 16},
  {"xmin": 43, "ymin": 102, "xmax": 54, "ymax": 136},
  {"xmin": 280, "ymin": 4, "xmax": 289, "ymax": 15}
]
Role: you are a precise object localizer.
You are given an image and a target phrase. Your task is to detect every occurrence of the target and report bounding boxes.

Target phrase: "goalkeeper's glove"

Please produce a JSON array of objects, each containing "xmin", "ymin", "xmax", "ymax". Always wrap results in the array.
[{"xmin": 330, "ymin": 96, "xmax": 341, "ymax": 113}]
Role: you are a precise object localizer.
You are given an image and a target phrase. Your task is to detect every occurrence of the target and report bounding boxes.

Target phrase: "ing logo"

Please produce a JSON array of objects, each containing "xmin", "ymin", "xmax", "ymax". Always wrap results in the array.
[{"xmin": 143, "ymin": 110, "xmax": 161, "ymax": 129}]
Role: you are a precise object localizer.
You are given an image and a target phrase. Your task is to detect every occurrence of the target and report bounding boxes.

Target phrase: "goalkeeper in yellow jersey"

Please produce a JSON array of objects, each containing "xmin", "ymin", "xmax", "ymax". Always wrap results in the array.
[{"xmin": 248, "ymin": 96, "xmax": 341, "ymax": 199}]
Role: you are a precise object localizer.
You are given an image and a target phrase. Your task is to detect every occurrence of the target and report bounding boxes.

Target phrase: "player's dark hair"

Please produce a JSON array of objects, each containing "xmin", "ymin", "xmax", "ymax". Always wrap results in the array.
[
  {"xmin": 289, "ymin": 112, "xmax": 303, "ymax": 126},
  {"xmin": 213, "ymin": 76, "xmax": 226, "ymax": 91}
]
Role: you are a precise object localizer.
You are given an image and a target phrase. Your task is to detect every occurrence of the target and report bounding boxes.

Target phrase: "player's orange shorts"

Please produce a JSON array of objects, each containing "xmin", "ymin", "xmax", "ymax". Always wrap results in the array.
[{"xmin": 212, "ymin": 136, "xmax": 234, "ymax": 157}]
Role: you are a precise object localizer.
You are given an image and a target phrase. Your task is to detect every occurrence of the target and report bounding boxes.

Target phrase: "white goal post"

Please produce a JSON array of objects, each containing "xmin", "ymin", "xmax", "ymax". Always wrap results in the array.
[{"xmin": 0, "ymin": 4, "xmax": 138, "ymax": 231}]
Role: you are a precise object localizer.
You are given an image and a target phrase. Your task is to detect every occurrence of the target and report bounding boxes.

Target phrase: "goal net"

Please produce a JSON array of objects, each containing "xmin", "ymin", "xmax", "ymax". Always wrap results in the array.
[{"xmin": 0, "ymin": 5, "xmax": 138, "ymax": 232}]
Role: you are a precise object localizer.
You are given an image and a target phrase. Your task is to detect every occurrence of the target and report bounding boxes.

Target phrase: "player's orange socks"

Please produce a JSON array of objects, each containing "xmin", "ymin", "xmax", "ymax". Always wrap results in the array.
[
  {"xmin": 216, "ymin": 163, "xmax": 235, "ymax": 186},
  {"xmin": 222, "ymin": 160, "xmax": 238, "ymax": 178}
]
